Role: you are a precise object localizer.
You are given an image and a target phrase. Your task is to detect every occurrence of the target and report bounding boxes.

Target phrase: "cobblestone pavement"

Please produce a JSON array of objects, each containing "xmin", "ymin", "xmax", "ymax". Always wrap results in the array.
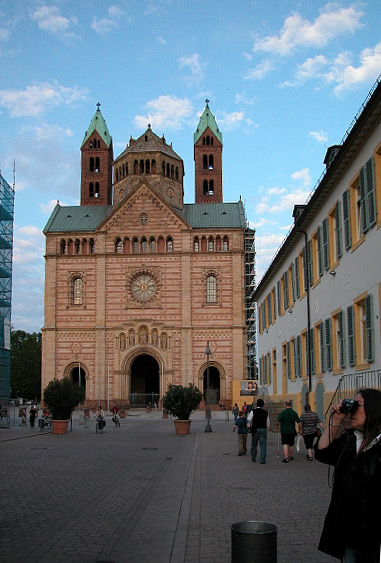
[{"xmin": 0, "ymin": 410, "xmax": 337, "ymax": 563}]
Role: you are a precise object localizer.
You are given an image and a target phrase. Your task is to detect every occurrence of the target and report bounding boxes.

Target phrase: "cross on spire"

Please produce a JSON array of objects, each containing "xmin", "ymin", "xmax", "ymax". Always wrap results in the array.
[{"xmin": 96, "ymin": 102, "xmax": 101, "ymax": 111}]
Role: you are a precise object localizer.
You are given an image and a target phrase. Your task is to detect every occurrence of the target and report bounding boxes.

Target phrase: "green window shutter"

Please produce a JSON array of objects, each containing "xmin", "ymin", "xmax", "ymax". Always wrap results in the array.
[
  {"xmin": 303, "ymin": 247, "xmax": 308, "ymax": 291},
  {"xmin": 365, "ymin": 158, "xmax": 376, "ymax": 228},
  {"xmin": 293, "ymin": 339, "xmax": 297, "ymax": 379},
  {"xmin": 260, "ymin": 356, "xmax": 263, "ymax": 386},
  {"xmin": 273, "ymin": 288, "xmax": 277, "ymax": 320},
  {"xmin": 335, "ymin": 201, "xmax": 342, "ymax": 259},
  {"xmin": 277, "ymin": 281, "xmax": 281, "ymax": 316},
  {"xmin": 320, "ymin": 322, "xmax": 326, "ymax": 372},
  {"xmin": 339, "ymin": 310, "xmax": 346, "ymax": 368},
  {"xmin": 267, "ymin": 295, "xmax": 272, "ymax": 326},
  {"xmin": 297, "ymin": 335, "xmax": 301, "ymax": 378},
  {"xmin": 347, "ymin": 305, "xmax": 355, "ymax": 367},
  {"xmin": 263, "ymin": 354, "xmax": 267, "ymax": 385},
  {"xmin": 283, "ymin": 272, "xmax": 289, "ymax": 309},
  {"xmin": 322, "ymin": 218, "xmax": 329, "ymax": 270},
  {"xmin": 317, "ymin": 225, "xmax": 324, "ymax": 276},
  {"xmin": 325, "ymin": 318, "xmax": 332, "ymax": 371},
  {"xmin": 295, "ymin": 257, "xmax": 300, "ymax": 298},
  {"xmin": 268, "ymin": 354, "xmax": 271, "ymax": 384},
  {"xmin": 359, "ymin": 165, "xmax": 368, "ymax": 233},
  {"xmin": 365, "ymin": 294, "xmax": 374, "ymax": 362},
  {"xmin": 310, "ymin": 329, "xmax": 315, "ymax": 376},
  {"xmin": 343, "ymin": 190, "xmax": 351, "ymax": 250},
  {"xmin": 291, "ymin": 263, "xmax": 296, "ymax": 302},
  {"xmin": 287, "ymin": 341, "xmax": 291, "ymax": 379},
  {"xmin": 308, "ymin": 239, "xmax": 313, "ymax": 286},
  {"xmin": 262, "ymin": 301, "xmax": 266, "ymax": 330},
  {"xmin": 258, "ymin": 304, "xmax": 262, "ymax": 333}
]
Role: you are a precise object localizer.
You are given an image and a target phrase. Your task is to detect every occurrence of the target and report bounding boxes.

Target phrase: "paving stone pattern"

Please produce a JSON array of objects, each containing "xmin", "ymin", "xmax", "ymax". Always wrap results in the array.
[{"xmin": 0, "ymin": 411, "xmax": 337, "ymax": 563}]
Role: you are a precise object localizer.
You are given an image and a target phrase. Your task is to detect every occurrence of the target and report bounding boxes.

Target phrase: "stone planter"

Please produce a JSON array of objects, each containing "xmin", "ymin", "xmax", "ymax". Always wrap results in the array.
[
  {"xmin": 173, "ymin": 419, "xmax": 191, "ymax": 435},
  {"xmin": 51, "ymin": 420, "xmax": 69, "ymax": 434}
]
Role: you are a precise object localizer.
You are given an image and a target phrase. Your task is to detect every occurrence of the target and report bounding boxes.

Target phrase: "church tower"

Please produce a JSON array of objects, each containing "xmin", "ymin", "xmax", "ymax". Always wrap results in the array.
[
  {"xmin": 194, "ymin": 100, "xmax": 223, "ymax": 203},
  {"xmin": 80, "ymin": 103, "xmax": 113, "ymax": 206}
]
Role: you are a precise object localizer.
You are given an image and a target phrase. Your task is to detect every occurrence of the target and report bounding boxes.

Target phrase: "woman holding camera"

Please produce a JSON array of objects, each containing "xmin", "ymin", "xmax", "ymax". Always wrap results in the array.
[{"xmin": 315, "ymin": 389, "xmax": 381, "ymax": 563}]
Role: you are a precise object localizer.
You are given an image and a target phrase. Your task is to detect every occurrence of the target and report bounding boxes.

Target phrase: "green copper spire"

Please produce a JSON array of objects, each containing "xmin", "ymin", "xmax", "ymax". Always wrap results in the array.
[
  {"xmin": 81, "ymin": 102, "xmax": 112, "ymax": 148},
  {"xmin": 194, "ymin": 99, "xmax": 222, "ymax": 144}
]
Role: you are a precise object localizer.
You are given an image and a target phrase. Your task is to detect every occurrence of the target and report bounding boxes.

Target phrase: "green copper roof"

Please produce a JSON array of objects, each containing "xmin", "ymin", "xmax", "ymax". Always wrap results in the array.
[
  {"xmin": 43, "ymin": 204, "xmax": 113, "ymax": 233},
  {"xmin": 43, "ymin": 201, "xmax": 245, "ymax": 233},
  {"xmin": 81, "ymin": 104, "xmax": 112, "ymax": 148},
  {"xmin": 180, "ymin": 201, "xmax": 245, "ymax": 228},
  {"xmin": 194, "ymin": 100, "xmax": 223, "ymax": 145}
]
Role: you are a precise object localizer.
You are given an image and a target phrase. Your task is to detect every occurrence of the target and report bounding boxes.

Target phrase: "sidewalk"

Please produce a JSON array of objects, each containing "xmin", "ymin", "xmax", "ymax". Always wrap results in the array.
[{"xmin": 0, "ymin": 410, "xmax": 336, "ymax": 562}]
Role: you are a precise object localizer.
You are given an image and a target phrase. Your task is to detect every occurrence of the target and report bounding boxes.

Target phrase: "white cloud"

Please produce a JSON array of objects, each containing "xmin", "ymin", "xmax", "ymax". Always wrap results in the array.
[
  {"xmin": 91, "ymin": 6, "xmax": 128, "ymax": 35},
  {"xmin": 157, "ymin": 36, "xmax": 167, "ymax": 44},
  {"xmin": 327, "ymin": 42, "xmax": 381, "ymax": 95},
  {"xmin": 134, "ymin": 95, "xmax": 193, "ymax": 130},
  {"xmin": 282, "ymin": 55, "xmax": 328, "ymax": 87},
  {"xmin": 309, "ymin": 130, "xmax": 328, "ymax": 144},
  {"xmin": 30, "ymin": 5, "xmax": 75, "ymax": 36},
  {"xmin": 244, "ymin": 60, "xmax": 274, "ymax": 81},
  {"xmin": 17, "ymin": 225, "xmax": 44, "ymax": 237},
  {"xmin": 0, "ymin": 28, "xmax": 10, "ymax": 42},
  {"xmin": 0, "ymin": 82, "xmax": 89, "ymax": 117},
  {"xmin": 218, "ymin": 111, "xmax": 245, "ymax": 131},
  {"xmin": 253, "ymin": 5, "xmax": 364, "ymax": 56},
  {"xmin": 291, "ymin": 168, "xmax": 311, "ymax": 187},
  {"xmin": 178, "ymin": 54, "xmax": 207, "ymax": 87},
  {"xmin": 235, "ymin": 93, "xmax": 256, "ymax": 105}
]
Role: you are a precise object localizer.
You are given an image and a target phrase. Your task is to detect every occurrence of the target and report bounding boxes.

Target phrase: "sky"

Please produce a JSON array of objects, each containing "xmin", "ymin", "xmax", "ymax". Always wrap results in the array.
[{"xmin": 0, "ymin": 0, "xmax": 380, "ymax": 333}]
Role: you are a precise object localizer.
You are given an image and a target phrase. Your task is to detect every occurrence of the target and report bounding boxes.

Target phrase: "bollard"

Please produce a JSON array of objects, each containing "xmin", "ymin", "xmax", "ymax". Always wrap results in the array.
[
  {"xmin": 84, "ymin": 416, "xmax": 90, "ymax": 429},
  {"xmin": 225, "ymin": 411, "xmax": 229, "ymax": 422},
  {"xmin": 231, "ymin": 521, "xmax": 277, "ymax": 563}
]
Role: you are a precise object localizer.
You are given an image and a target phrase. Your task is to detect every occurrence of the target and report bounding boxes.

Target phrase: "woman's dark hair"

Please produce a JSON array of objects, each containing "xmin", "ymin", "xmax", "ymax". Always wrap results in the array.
[{"xmin": 359, "ymin": 388, "xmax": 381, "ymax": 447}]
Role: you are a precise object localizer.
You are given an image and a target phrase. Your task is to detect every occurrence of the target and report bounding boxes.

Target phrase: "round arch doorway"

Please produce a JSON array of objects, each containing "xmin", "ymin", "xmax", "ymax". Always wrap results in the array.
[
  {"xmin": 71, "ymin": 365, "xmax": 86, "ymax": 396},
  {"xmin": 203, "ymin": 366, "xmax": 220, "ymax": 405},
  {"xmin": 130, "ymin": 354, "xmax": 160, "ymax": 407}
]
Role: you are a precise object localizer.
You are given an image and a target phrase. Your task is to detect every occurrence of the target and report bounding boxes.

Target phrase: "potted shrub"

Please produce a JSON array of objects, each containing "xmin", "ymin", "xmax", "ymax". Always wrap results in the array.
[
  {"xmin": 162, "ymin": 383, "xmax": 203, "ymax": 434},
  {"xmin": 43, "ymin": 377, "xmax": 84, "ymax": 434}
]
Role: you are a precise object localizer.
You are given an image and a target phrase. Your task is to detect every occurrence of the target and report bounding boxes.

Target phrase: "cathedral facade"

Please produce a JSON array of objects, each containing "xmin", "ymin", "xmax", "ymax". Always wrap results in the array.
[{"xmin": 41, "ymin": 102, "xmax": 255, "ymax": 409}]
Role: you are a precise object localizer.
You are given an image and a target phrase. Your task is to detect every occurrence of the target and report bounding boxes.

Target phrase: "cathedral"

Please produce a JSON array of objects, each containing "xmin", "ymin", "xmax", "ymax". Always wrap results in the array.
[{"xmin": 41, "ymin": 101, "xmax": 256, "ymax": 409}]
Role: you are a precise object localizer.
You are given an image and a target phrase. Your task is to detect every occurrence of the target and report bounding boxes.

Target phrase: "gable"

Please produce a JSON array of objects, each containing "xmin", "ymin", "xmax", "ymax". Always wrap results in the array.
[{"xmin": 100, "ymin": 180, "xmax": 191, "ymax": 236}]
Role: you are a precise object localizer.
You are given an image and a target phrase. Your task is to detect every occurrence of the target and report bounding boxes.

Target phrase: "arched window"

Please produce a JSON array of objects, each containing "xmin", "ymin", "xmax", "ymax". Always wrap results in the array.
[
  {"xmin": 72, "ymin": 276, "xmax": 83, "ymax": 305},
  {"xmin": 141, "ymin": 237, "xmax": 147, "ymax": 253},
  {"xmin": 132, "ymin": 238, "xmax": 139, "ymax": 253},
  {"xmin": 89, "ymin": 239, "xmax": 95, "ymax": 254},
  {"xmin": 209, "ymin": 155, "xmax": 214, "ymax": 169},
  {"xmin": 162, "ymin": 162, "xmax": 165, "ymax": 175},
  {"xmin": 151, "ymin": 160, "xmax": 156, "ymax": 174},
  {"xmin": 150, "ymin": 237, "xmax": 156, "ymax": 253},
  {"xmin": 95, "ymin": 157, "xmax": 100, "ymax": 172},
  {"xmin": 203, "ymin": 180, "xmax": 208, "ymax": 195},
  {"xmin": 209, "ymin": 180, "xmax": 214, "ymax": 195},
  {"xmin": 134, "ymin": 160, "xmax": 138, "ymax": 174},
  {"xmin": 75, "ymin": 239, "xmax": 81, "ymax": 254},
  {"xmin": 167, "ymin": 237, "xmax": 173, "ymax": 252},
  {"xmin": 89, "ymin": 183, "xmax": 94, "ymax": 197},
  {"xmin": 125, "ymin": 163, "xmax": 128, "ymax": 175},
  {"xmin": 206, "ymin": 136, "xmax": 210, "ymax": 145},
  {"xmin": 194, "ymin": 237, "xmax": 199, "ymax": 252},
  {"xmin": 206, "ymin": 275, "xmax": 217, "ymax": 303},
  {"xmin": 145, "ymin": 159, "xmax": 150, "ymax": 173},
  {"xmin": 203, "ymin": 155, "xmax": 208, "ymax": 169},
  {"xmin": 120, "ymin": 333, "xmax": 126, "ymax": 351},
  {"xmin": 171, "ymin": 165, "xmax": 174, "ymax": 179},
  {"xmin": 166, "ymin": 163, "xmax": 170, "ymax": 177},
  {"xmin": 60, "ymin": 240, "xmax": 67, "ymax": 255},
  {"xmin": 140, "ymin": 160, "xmax": 144, "ymax": 174},
  {"xmin": 175, "ymin": 167, "xmax": 179, "ymax": 180},
  {"xmin": 115, "ymin": 169, "xmax": 119, "ymax": 182},
  {"xmin": 90, "ymin": 157, "xmax": 95, "ymax": 172},
  {"xmin": 223, "ymin": 237, "xmax": 229, "ymax": 251},
  {"xmin": 211, "ymin": 138, "xmax": 214, "ymax": 145},
  {"xmin": 115, "ymin": 238, "xmax": 123, "ymax": 253},
  {"xmin": 208, "ymin": 237, "xmax": 214, "ymax": 252},
  {"xmin": 95, "ymin": 183, "xmax": 99, "ymax": 197}
]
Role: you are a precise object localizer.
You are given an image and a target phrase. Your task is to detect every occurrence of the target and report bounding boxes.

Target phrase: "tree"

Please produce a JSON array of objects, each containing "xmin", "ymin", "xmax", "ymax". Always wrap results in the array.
[{"xmin": 10, "ymin": 330, "xmax": 42, "ymax": 401}]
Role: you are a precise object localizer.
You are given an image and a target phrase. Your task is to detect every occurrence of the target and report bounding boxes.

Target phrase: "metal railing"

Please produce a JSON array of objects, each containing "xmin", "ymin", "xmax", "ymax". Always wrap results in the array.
[
  {"xmin": 129, "ymin": 393, "xmax": 160, "ymax": 407},
  {"xmin": 324, "ymin": 369, "xmax": 381, "ymax": 423}
]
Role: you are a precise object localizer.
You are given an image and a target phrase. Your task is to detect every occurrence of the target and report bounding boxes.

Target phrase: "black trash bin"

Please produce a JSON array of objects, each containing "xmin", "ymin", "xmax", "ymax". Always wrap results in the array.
[{"xmin": 231, "ymin": 521, "xmax": 277, "ymax": 563}]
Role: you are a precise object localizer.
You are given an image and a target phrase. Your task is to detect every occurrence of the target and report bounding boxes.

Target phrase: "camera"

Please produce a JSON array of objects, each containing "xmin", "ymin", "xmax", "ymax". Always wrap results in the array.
[{"xmin": 339, "ymin": 398, "xmax": 359, "ymax": 414}]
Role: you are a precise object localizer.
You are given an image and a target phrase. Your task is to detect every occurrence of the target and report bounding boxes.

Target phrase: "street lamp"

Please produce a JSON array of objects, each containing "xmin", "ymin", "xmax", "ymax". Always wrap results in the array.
[{"xmin": 205, "ymin": 341, "xmax": 212, "ymax": 433}]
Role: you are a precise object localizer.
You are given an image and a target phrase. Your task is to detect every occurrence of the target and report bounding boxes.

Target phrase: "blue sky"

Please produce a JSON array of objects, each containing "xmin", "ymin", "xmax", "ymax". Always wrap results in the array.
[{"xmin": 0, "ymin": 0, "xmax": 380, "ymax": 333}]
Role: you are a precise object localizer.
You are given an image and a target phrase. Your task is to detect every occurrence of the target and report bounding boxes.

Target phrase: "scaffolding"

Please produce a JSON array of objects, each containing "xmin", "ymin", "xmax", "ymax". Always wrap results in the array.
[
  {"xmin": 244, "ymin": 228, "xmax": 256, "ymax": 379},
  {"xmin": 0, "ymin": 173, "xmax": 14, "ymax": 402}
]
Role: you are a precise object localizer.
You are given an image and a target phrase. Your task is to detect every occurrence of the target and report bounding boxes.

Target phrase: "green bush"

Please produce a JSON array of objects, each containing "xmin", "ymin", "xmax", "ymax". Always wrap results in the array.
[
  {"xmin": 43, "ymin": 377, "xmax": 84, "ymax": 420},
  {"xmin": 162, "ymin": 383, "xmax": 203, "ymax": 420}
]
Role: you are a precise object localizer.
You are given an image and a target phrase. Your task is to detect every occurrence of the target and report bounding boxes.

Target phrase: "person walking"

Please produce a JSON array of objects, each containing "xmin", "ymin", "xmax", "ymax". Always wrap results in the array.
[
  {"xmin": 232, "ymin": 403, "xmax": 239, "ymax": 421},
  {"xmin": 247, "ymin": 398, "xmax": 269, "ymax": 464},
  {"xmin": 233, "ymin": 411, "xmax": 248, "ymax": 456},
  {"xmin": 315, "ymin": 389, "xmax": 381, "ymax": 562},
  {"xmin": 29, "ymin": 404, "xmax": 37, "ymax": 428},
  {"xmin": 299, "ymin": 404, "xmax": 324, "ymax": 460},
  {"xmin": 277, "ymin": 400, "xmax": 300, "ymax": 463}
]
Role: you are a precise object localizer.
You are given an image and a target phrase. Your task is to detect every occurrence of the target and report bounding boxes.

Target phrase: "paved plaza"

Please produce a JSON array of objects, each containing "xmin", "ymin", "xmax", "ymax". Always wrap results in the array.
[{"xmin": 0, "ymin": 409, "xmax": 337, "ymax": 563}]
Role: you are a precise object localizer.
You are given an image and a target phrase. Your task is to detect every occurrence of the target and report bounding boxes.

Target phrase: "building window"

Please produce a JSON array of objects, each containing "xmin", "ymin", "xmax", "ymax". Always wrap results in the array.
[
  {"xmin": 206, "ymin": 275, "xmax": 217, "ymax": 303},
  {"xmin": 354, "ymin": 293, "xmax": 374, "ymax": 367},
  {"xmin": 208, "ymin": 237, "xmax": 214, "ymax": 252},
  {"xmin": 141, "ymin": 237, "xmax": 147, "ymax": 253},
  {"xmin": 194, "ymin": 237, "xmax": 199, "ymax": 252},
  {"xmin": 343, "ymin": 190, "xmax": 351, "ymax": 250},
  {"xmin": 322, "ymin": 217, "xmax": 329, "ymax": 271},
  {"xmin": 166, "ymin": 237, "xmax": 173, "ymax": 252},
  {"xmin": 70, "ymin": 275, "xmax": 84, "ymax": 306},
  {"xmin": 223, "ymin": 237, "xmax": 228, "ymax": 251},
  {"xmin": 115, "ymin": 238, "xmax": 123, "ymax": 253},
  {"xmin": 359, "ymin": 157, "xmax": 376, "ymax": 233},
  {"xmin": 150, "ymin": 237, "xmax": 156, "ymax": 253}
]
